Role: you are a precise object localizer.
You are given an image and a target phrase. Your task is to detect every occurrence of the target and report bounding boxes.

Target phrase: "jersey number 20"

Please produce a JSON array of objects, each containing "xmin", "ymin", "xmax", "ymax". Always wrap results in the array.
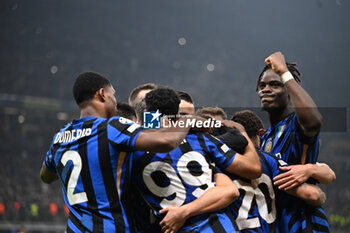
[{"xmin": 233, "ymin": 174, "xmax": 276, "ymax": 230}]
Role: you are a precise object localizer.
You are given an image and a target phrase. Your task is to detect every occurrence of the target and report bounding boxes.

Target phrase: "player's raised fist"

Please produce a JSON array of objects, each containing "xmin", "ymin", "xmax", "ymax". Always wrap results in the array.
[{"xmin": 265, "ymin": 51, "xmax": 289, "ymax": 76}]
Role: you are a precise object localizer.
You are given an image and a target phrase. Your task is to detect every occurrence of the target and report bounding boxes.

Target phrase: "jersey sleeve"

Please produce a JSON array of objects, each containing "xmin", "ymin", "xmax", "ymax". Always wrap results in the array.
[
  {"xmin": 211, "ymin": 164, "xmax": 223, "ymax": 175},
  {"xmin": 292, "ymin": 114, "xmax": 320, "ymax": 164},
  {"xmin": 107, "ymin": 116, "xmax": 144, "ymax": 150},
  {"xmin": 44, "ymin": 136, "xmax": 58, "ymax": 173},
  {"xmin": 201, "ymin": 133, "xmax": 237, "ymax": 170},
  {"xmin": 293, "ymin": 114, "xmax": 320, "ymax": 145},
  {"xmin": 216, "ymin": 128, "xmax": 248, "ymax": 154},
  {"xmin": 259, "ymin": 151, "xmax": 287, "ymax": 179}
]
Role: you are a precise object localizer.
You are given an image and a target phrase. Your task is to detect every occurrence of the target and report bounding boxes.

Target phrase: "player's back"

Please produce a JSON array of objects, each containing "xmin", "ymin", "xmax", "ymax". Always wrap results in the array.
[
  {"xmin": 45, "ymin": 116, "xmax": 142, "ymax": 233},
  {"xmin": 227, "ymin": 151, "xmax": 286, "ymax": 233},
  {"xmin": 132, "ymin": 131, "xmax": 238, "ymax": 233}
]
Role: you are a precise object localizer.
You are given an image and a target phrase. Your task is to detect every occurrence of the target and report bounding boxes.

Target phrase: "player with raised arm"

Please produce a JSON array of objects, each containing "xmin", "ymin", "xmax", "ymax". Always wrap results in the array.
[
  {"xmin": 257, "ymin": 52, "xmax": 332, "ymax": 232},
  {"xmin": 132, "ymin": 87, "xmax": 240, "ymax": 233},
  {"xmin": 230, "ymin": 110, "xmax": 335, "ymax": 232},
  {"xmin": 39, "ymin": 72, "xmax": 198, "ymax": 233}
]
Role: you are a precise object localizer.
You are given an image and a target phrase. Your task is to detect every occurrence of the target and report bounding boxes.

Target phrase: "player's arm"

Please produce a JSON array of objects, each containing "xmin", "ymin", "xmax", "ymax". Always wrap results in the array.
[
  {"xmin": 135, "ymin": 116, "xmax": 210, "ymax": 153},
  {"xmin": 217, "ymin": 120, "xmax": 261, "ymax": 179},
  {"xmin": 217, "ymin": 120, "xmax": 248, "ymax": 154},
  {"xmin": 159, "ymin": 173, "xmax": 239, "ymax": 233},
  {"xmin": 265, "ymin": 51, "xmax": 322, "ymax": 137},
  {"xmin": 285, "ymin": 183, "xmax": 326, "ymax": 206},
  {"xmin": 273, "ymin": 163, "xmax": 336, "ymax": 190},
  {"xmin": 225, "ymin": 130, "xmax": 262, "ymax": 179},
  {"xmin": 40, "ymin": 161, "xmax": 58, "ymax": 184},
  {"xmin": 134, "ymin": 117, "xmax": 190, "ymax": 153}
]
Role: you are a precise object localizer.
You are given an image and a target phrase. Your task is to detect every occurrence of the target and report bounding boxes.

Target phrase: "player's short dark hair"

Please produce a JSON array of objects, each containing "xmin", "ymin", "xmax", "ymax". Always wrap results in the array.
[
  {"xmin": 73, "ymin": 71, "xmax": 111, "ymax": 106},
  {"xmin": 231, "ymin": 110, "xmax": 264, "ymax": 138},
  {"xmin": 196, "ymin": 107, "xmax": 227, "ymax": 120},
  {"xmin": 176, "ymin": 91, "xmax": 193, "ymax": 104},
  {"xmin": 134, "ymin": 100, "xmax": 147, "ymax": 123},
  {"xmin": 128, "ymin": 83, "xmax": 157, "ymax": 106},
  {"xmin": 256, "ymin": 62, "xmax": 301, "ymax": 91},
  {"xmin": 116, "ymin": 102, "xmax": 136, "ymax": 121},
  {"xmin": 145, "ymin": 87, "xmax": 180, "ymax": 119}
]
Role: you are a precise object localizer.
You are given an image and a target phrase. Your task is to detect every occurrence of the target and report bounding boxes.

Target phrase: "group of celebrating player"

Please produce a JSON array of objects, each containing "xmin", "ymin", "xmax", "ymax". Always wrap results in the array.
[{"xmin": 40, "ymin": 51, "xmax": 336, "ymax": 233}]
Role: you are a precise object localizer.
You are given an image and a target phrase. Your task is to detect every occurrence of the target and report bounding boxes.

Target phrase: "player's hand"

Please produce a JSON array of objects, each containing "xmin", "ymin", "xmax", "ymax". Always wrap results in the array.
[
  {"xmin": 222, "ymin": 120, "xmax": 246, "ymax": 133},
  {"xmin": 273, "ymin": 164, "xmax": 313, "ymax": 190},
  {"xmin": 159, "ymin": 206, "xmax": 188, "ymax": 233},
  {"xmin": 265, "ymin": 51, "xmax": 289, "ymax": 76}
]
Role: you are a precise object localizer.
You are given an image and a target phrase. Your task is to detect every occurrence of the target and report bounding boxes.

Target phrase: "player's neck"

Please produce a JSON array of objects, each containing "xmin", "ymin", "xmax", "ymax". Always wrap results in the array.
[
  {"xmin": 80, "ymin": 104, "xmax": 108, "ymax": 119},
  {"xmin": 268, "ymin": 106, "xmax": 293, "ymax": 127}
]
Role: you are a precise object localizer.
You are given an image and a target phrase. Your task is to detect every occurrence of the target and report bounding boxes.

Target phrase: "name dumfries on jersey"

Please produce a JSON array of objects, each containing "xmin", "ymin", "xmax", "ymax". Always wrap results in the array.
[{"xmin": 54, "ymin": 128, "xmax": 92, "ymax": 144}]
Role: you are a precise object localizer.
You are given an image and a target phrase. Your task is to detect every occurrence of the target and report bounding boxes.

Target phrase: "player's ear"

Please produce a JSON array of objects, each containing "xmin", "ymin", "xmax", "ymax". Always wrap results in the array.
[
  {"xmin": 258, "ymin": 128, "xmax": 265, "ymax": 137},
  {"xmin": 96, "ymin": 88, "xmax": 106, "ymax": 102}
]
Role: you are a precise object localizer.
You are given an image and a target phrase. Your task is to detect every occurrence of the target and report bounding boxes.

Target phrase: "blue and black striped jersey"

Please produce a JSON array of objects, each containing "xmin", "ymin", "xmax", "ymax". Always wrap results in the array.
[
  {"xmin": 227, "ymin": 151, "xmax": 283, "ymax": 233},
  {"xmin": 44, "ymin": 116, "xmax": 143, "ymax": 233},
  {"xmin": 260, "ymin": 113, "xmax": 319, "ymax": 165},
  {"xmin": 276, "ymin": 183, "xmax": 330, "ymax": 233},
  {"xmin": 132, "ymin": 132, "xmax": 239, "ymax": 233},
  {"xmin": 260, "ymin": 113, "xmax": 329, "ymax": 232}
]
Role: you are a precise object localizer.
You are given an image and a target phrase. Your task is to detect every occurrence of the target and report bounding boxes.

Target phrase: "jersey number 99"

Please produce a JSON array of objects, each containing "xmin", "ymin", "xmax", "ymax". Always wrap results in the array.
[{"xmin": 142, "ymin": 151, "xmax": 215, "ymax": 209}]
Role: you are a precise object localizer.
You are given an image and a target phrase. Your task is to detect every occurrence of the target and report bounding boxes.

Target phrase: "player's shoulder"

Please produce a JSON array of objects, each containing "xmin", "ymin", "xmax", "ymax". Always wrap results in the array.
[
  {"xmin": 51, "ymin": 120, "xmax": 74, "ymax": 144},
  {"xmin": 108, "ymin": 116, "xmax": 141, "ymax": 130},
  {"xmin": 200, "ymin": 131, "xmax": 223, "ymax": 143},
  {"xmin": 108, "ymin": 116, "xmax": 129, "ymax": 124},
  {"xmin": 132, "ymin": 149, "xmax": 150, "ymax": 162},
  {"xmin": 186, "ymin": 131, "xmax": 212, "ymax": 143}
]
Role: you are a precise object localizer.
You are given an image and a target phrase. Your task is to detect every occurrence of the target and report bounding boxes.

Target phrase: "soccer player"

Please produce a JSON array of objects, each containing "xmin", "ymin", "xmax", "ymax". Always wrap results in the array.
[
  {"xmin": 256, "ymin": 51, "xmax": 330, "ymax": 232},
  {"xmin": 116, "ymin": 101, "xmax": 137, "ymax": 122},
  {"xmin": 177, "ymin": 90, "xmax": 195, "ymax": 116},
  {"xmin": 196, "ymin": 107, "xmax": 227, "ymax": 121},
  {"xmin": 230, "ymin": 110, "xmax": 335, "ymax": 232},
  {"xmin": 39, "ymin": 72, "xmax": 198, "ymax": 233},
  {"xmin": 132, "ymin": 87, "xmax": 241, "ymax": 233},
  {"xmin": 128, "ymin": 83, "xmax": 157, "ymax": 107}
]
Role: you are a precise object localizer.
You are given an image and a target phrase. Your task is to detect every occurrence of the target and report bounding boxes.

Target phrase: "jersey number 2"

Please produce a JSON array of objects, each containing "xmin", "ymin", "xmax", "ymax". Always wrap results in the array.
[{"xmin": 61, "ymin": 150, "xmax": 88, "ymax": 205}]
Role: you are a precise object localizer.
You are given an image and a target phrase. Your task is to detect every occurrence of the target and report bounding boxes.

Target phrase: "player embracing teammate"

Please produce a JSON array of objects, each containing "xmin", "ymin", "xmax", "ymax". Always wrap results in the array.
[{"xmin": 40, "ymin": 51, "xmax": 335, "ymax": 233}]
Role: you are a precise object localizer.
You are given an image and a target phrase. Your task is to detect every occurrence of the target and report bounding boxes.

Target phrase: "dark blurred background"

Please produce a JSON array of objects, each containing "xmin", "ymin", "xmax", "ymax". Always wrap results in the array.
[{"xmin": 0, "ymin": 0, "xmax": 349, "ymax": 232}]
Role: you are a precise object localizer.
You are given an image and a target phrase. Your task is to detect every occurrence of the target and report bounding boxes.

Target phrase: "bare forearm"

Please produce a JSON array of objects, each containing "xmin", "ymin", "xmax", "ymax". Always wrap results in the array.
[
  {"xmin": 226, "ymin": 132, "xmax": 261, "ymax": 179},
  {"xmin": 179, "ymin": 186, "xmax": 237, "ymax": 219},
  {"xmin": 310, "ymin": 163, "xmax": 336, "ymax": 184},
  {"xmin": 241, "ymin": 132, "xmax": 260, "ymax": 166},
  {"xmin": 285, "ymin": 80, "xmax": 322, "ymax": 136},
  {"xmin": 135, "ymin": 119, "xmax": 190, "ymax": 153},
  {"xmin": 159, "ymin": 174, "xmax": 238, "ymax": 232},
  {"xmin": 287, "ymin": 183, "xmax": 326, "ymax": 206},
  {"xmin": 265, "ymin": 51, "xmax": 322, "ymax": 136}
]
